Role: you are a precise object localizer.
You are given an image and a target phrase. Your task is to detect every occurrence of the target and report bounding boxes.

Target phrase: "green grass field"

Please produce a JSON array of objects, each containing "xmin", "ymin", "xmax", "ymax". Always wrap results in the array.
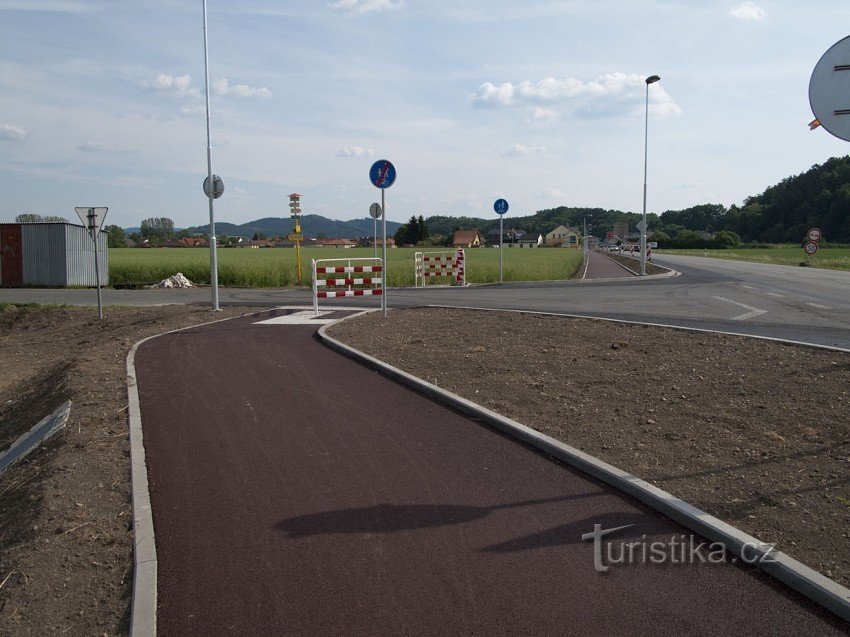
[
  {"xmin": 108, "ymin": 247, "xmax": 584, "ymax": 287},
  {"xmin": 656, "ymin": 247, "xmax": 850, "ymax": 271}
]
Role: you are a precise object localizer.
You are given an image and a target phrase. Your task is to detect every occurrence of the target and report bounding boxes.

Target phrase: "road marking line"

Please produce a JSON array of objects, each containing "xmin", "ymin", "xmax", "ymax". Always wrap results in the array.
[
  {"xmin": 255, "ymin": 310, "xmax": 338, "ymax": 325},
  {"xmin": 712, "ymin": 296, "xmax": 767, "ymax": 321},
  {"xmin": 766, "ymin": 292, "xmax": 783, "ymax": 298},
  {"xmin": 808, "ymin": 302, "xmax": 832, "ymax": 310}
]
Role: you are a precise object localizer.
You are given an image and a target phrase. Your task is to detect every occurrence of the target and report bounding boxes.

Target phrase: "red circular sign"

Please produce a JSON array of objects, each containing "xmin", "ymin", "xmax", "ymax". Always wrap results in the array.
[
  {"xmin": 807, "ymin": 227, "xmax": 822, "ymax": 242},
  {"xmin": 804, "ymin": 241, "xmax": 819, "ymax": 255}
]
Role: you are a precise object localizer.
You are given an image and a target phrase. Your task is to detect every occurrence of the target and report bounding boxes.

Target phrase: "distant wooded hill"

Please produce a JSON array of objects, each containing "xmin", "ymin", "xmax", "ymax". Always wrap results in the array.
[
  {"xmin": 427, "ymin": 156, "xmax": 850, "ymax": 244},
  {"xmin": 185, "ymin": 215, "xmax": 401, "ymax": 239}
]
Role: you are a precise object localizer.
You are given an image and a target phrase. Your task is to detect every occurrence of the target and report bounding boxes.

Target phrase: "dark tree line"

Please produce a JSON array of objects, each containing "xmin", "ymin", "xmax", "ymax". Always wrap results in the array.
[{"xmin": 394, "ymin": 215, "xmax": 429, "ymax": 245}]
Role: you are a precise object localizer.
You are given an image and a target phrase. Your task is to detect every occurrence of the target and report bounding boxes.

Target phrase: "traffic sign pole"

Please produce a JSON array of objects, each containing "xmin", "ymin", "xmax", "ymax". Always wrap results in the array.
[
  {"xmin": 75, "ymin": 206, "xmax": 107, "ymax": 320},
  {"xmin": 493, "ymin": 199, "xmax": 509, "ymax": 283},
  {"xmin": 381, "ymin": 188, "xmax": 387, "ymax": 317},
  {"xmin": 370, "ymin": 160, "xmax": 396, "ymax": 318},
  {"xmin": 88, "ymin": 210, "xmax": 103, "ymax": 320},
  {"xmin": 499, "ymin": 215, "xmax": 504, "ymax": 283}
]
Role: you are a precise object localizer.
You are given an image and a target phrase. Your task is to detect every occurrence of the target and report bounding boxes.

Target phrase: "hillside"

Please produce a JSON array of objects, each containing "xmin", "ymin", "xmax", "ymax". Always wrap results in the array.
[
  {"xmin": 185, "ymin": 215, "xmax": 401, "ymax": 239},
  {"xmin": 425, "ymin": 156, "xmax": 850, "ymax": 245},
  {"xmin": 722, "ymin": 156, "xmax": 850, "ymax": 243}
]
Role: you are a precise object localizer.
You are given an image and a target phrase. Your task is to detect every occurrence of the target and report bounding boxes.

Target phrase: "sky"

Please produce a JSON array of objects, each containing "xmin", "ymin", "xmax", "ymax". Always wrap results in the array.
[{"xmin": 1, "ymin": 0, "xmax": 849, "ymax": 230}]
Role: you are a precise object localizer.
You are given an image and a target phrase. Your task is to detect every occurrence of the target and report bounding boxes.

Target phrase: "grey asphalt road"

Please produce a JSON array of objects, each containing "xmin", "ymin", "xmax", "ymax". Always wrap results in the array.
[{"xmin": 3, "ymin": 253, "xmax": 849, "ymax": 348}]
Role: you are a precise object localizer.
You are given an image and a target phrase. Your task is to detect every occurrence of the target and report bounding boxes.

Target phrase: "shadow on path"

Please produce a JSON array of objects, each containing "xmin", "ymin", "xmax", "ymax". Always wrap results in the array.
[{"xmin": 276, "ymin": 494, "xmax": 600, "ymax": 538}]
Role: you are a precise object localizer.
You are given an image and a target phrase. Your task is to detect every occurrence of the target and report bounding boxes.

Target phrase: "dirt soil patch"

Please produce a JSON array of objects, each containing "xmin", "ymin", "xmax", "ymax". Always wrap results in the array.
[
  {"xmin": 0, "ymin": 303, "xmax": 253, "ymax": 636},
  {"xmin": 328, "ymin": 307, "xmax": 850, "ymax": 589}
]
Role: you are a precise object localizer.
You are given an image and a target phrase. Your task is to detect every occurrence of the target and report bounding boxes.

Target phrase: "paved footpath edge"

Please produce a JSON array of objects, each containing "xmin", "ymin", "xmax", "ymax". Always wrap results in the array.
[
  {"xmin": 317, "ymin": 317, "xmax": 850, "ymax": 624},
  {"xmin": 125, "ymin": 310, "xmax": 265, "ymax": 637}
]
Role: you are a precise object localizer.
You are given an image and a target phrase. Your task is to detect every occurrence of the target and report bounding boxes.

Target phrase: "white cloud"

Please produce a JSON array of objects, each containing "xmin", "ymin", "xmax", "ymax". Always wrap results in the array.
[
  {"xmin": 212, "ymin": 78, "xmax": 272, "ymax": 99},
  {"xmin": 233, "ymin": 187, "xmax": 248, "ymax": 196},
  {"xmin": 0, "ymin": 123, "xmax": 27, "ymax": 140},
  {"xmin": 538, "ymin": 187, "xmax": 563, "ymax": 200},
  {"xmin": 179, "ymin": 104, "xmax": 206, "ymax": 116},
  {"xmin": 336, "ymin": 145, "xmax": 374, "ymax": 157},
  {"xmin": 78, "ymin": 140, "xmax": 105, "ymax": 152},
  {"xmin": 729, "ymin": 2, "xmax": 766, "ymax": 21},
  {"xmin": 150, "ymin": 73, "xmax": 200, "ymax": 98},
  {"xmin": 471, "ymin": 72, "xmax": 681, "ymax": 119},
  {"xmin": 528, "ymin": 107, "xmax": 559, "ymax": 123},
  {"xmin": 500, "ymin": 143, "xmax": 545, "ymax": 157},
  {"xmin": 667, "ymin": 181, "xmax": 702, "ymax": 191},
  {"xmin": 77, "ymin": 140, "xmax": 138, "ymax": 154},
  {"xmin": 329, "ymin": 0, "xmax": 402, "ymax": 14}
]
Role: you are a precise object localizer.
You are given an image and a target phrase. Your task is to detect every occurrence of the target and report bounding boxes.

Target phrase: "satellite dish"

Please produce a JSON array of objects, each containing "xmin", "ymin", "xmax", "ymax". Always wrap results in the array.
[{"xmin": 809, "ymin": 36, "xmax": 850, "ymax": 142}]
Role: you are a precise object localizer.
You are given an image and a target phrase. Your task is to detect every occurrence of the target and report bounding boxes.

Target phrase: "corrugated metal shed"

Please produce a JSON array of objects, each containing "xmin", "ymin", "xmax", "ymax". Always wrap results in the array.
[{"xmin": 0, "ymin": 223, "xmax": 108, "ymax": 287}]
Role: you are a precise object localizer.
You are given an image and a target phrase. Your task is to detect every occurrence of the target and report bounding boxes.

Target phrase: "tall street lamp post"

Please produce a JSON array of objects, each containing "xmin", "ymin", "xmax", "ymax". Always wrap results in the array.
[
  {"xmin": 641, "ymin": 74, "xmax": 660, "ymax": 276},
  {"xmin": 203, "ymin": 0, "xmax": 220, "ymax": 309}
]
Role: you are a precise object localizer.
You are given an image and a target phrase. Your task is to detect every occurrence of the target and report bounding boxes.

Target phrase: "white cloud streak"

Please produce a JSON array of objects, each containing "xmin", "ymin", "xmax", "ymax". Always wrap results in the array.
[
  {"xmin": 500, "ymin": 143, "xmax": 545, "ymax": 157},
  {"xmin": 150, "ymin": 75, "xmax": 271, "ymax": 101},
  {"xmin": 212, "ymin": 78, "xmax": 272, "ymax": 99},
  {"xmin": 150, "ymin": 73, "xmax": 200, "ymax": 98},
  {"xmin": 729, "ymin": 2, "xmax": 766, "ymax": 21},
  {"xmin": 537, "ymin": 187, "xmax": 563, "ymax": 200},
  {"xmin": 336, "ymin": 145, "xmax": 374, "ymax": 157},
  {"xmin": 0, "ymin": 123, "xmax": 27, "ymax": 140},
  {"xmin": 471, "ymin": 72, "xmax": 681, "ymax": 118},
  {"xmin": 329, "ymin": 0, "xmax": 402, "ymax": 14}
]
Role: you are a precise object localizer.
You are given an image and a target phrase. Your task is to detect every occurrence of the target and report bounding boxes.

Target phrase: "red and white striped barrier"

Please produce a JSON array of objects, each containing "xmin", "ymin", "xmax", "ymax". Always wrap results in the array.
[
  {"xmin": 312, "ymin": 258, "xmax": 383, "ymax": 313},
  {"xmin": 414, "ymin": 249, "xmax": 466, "ymax": 287}
]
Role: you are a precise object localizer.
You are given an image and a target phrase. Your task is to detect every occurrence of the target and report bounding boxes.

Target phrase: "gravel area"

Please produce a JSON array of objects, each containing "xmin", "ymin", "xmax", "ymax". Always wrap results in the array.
[{"xmin": 328, "ymin": 307, "xmax": 850, "ymax": 588}]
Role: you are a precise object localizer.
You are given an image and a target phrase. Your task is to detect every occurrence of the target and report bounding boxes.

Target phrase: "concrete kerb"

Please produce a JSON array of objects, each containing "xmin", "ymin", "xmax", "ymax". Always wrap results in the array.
[
  {"xmin": 125, "ymin": 308, "xmax": 278, "ymax": 637},
  {"xmin": 317, "ymin": 312, "xmax": 850, "ymax": 624}
]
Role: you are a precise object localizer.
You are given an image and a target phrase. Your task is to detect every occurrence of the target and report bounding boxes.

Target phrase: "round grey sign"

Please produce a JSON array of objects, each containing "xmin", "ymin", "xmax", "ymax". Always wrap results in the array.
[
  {"xmin": 809, "ymin": 36, "xmax": 850, "ymax": 142},
  {"xmin": 369, "ymin": 202, "xmax": 382, "ymax": 219},
  {"xmin": 203, "ymin": 174, "xmax": 224, "ymax": 199}
]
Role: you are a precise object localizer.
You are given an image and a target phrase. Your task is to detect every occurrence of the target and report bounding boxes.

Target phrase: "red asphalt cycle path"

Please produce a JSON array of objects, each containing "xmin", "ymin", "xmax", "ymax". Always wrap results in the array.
[{"xmin": 135, "ymin": 309, "xmax": 844, "ymax": 635}]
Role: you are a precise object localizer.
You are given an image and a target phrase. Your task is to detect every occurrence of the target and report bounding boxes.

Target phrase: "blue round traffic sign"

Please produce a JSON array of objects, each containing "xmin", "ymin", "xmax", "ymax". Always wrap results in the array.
[
  {"xmin": 369, "ymin": 160, "xmax": 396, "ymax": 189},
  {"xmin": 494, "ymin": 198, "xmax": 509, "ymax": 215}
]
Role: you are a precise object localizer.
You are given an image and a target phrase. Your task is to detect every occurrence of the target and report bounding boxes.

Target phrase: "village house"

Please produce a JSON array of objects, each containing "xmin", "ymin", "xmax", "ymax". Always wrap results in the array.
[
  {"xmin": 545, "ymin": 225, "xmax": 581, "ymax": 248},
  {"xmin": 316, "ymin": 238, "xmax": 356, "ymax": 248},
  {"xmin": 452, "ymin": 229, "xmax": 484, "ymax": 248}
]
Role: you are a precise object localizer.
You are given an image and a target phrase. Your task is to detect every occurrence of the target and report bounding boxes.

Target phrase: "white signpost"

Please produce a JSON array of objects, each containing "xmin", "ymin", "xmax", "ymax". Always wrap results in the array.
[{"xmin": 74, "ymin": 206, "xmax": 108, "ymax": 320}]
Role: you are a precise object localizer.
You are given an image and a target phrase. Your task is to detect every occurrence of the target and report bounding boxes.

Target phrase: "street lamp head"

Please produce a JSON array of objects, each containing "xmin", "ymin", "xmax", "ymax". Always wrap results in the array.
[{"xmin": 646, "ymin": 75, "xmax": 661, "ymax": 85}]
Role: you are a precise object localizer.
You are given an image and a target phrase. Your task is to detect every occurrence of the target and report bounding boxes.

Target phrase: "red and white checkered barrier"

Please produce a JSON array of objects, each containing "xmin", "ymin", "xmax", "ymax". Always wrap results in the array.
[
  {"xmin": 312, "ymin": 258, "xmax": 383, "ymax": 313},
  {"xmin": 414, "ymin": 249, "xmax": 466, "ymax": 287}
]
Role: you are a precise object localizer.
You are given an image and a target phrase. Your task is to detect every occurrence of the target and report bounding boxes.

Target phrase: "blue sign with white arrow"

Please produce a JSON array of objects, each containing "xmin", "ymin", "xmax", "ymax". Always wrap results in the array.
[
  {"xmin": 370, "ymin": 160, "xmax": 396, "ymax": 189},
  {"xmin": 494, "ymin": 198, "xmax": 509, "ymax": 215}
]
